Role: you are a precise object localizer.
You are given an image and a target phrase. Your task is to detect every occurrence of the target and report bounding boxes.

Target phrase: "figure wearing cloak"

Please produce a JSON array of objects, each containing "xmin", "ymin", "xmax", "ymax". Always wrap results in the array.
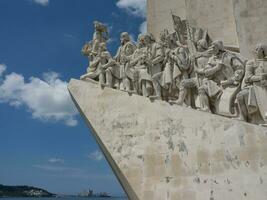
[
  {"xmin": 196, "ymin": 41, "xmax": 244, "ymax": 114},
  {"xmin": 126, "ymin": 34, "xmax": 153, "ymax": 96},
  {"xmin": 114, "ymin": 32, "xmax": 136, "ymax": 91},
  {"xmin": 81, "ymin": 21, "xmax": 108, "ymax": 72},
  {"xmin": 237, "ymin": 44, "xmax": 267, "ymax": 125}
]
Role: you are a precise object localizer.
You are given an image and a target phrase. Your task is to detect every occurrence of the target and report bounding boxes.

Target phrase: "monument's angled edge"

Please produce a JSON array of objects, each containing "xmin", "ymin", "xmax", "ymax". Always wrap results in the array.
[
  {"xmin": 68, "ymin": 79, "xmax": 139, "ymax": 200},
  {"xmin": 69, "ymin": 0, "xmax": 267, "ymax": 199}
]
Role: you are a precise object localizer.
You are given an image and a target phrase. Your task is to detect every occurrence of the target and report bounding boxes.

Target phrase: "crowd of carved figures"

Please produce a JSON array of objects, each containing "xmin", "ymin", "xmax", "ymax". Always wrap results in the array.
[{"xmin": 80, "ymin": 17, "xmax": 267, "ymax": 126}]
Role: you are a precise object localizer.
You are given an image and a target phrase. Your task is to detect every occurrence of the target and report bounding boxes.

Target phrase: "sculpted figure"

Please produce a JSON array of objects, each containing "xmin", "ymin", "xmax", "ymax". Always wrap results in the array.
[
  {"xmin": 114, "ymin": 32, "xmax": 136, "ymax": 91},
  {"xmin": 80, "ymin": 43, "xmax": 117, "ymax": 87},
  {"xmin": 195, "ymin": 41, "xmax": 244, "ymax": 114},
  {"xmin": 237, "ymin": 44, "xmax": 267, "ymax": 125},
  {"xmin": 169, "ymin": 39, "xmax": 210, "ymax": 109},
  {"xmin": 168, "ymin": 44, "xmax": 194, "ymax": 106},
  {"xmin": 149, "ymin": 30, "xmax": 174, "ymax": 100},
  {"xmin": 126, "ymin": 34, "xmax": 154, "ymax": 96},
  {"xmin": 81, "ymin": 21, "xmax": 108, "ymax": 71},
  {"xmin": 145, "ymin": 34, "xmax": 165, "ymax": 100}
]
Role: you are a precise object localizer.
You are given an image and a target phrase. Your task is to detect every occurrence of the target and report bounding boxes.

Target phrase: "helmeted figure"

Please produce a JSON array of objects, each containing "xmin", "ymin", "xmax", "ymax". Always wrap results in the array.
[
  {"xmin": 80, "ymin": 43, "xmax": 117, "ymax": 87},
  {"xmin": 81, "ymin": 21, "xmax": 108, "ymax": 71},
  {"xmin": 237, "ymin": 44, "xmax": 267, "ymax": 125},
  {"xmin": 114, "ymin": 32, "xmax": 136, "ymax": 91},
  {"xmin": 196, "ymin": 41, "xmax": 244, "ymax": 114}
]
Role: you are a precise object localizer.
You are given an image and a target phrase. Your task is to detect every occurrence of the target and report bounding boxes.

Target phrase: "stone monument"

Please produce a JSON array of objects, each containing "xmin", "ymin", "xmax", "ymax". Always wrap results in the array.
[{"xmin": 68, "ymin": 1, "xmax": 267, "ymax": 199}]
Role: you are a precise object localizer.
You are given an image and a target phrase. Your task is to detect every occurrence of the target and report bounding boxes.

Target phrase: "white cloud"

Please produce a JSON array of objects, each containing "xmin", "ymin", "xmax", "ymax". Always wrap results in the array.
[
  {"xmin": 116, "ymin": 0, "xmax": 146, "ymax": 18},
  {"xmin": 0, "ymin": 64, "xmax": 6, "ymax": 77},
  {"xmin": 49, "ymin": 158, "xmax": 65, "ymax": 164},
  {"xmin": 33, "ymin": 0, "xmax": 49, "ymax": 6},
  {"xmin": 0, "ymin": 66, "xmax": 78, "ymax": 127},
  {"xmin": 88, "ymin": 150, "xmax": 104, "ymax": 161},
  {"xmin": 139, "ymin": 21, "xmax": 147, "ymax": 34}
]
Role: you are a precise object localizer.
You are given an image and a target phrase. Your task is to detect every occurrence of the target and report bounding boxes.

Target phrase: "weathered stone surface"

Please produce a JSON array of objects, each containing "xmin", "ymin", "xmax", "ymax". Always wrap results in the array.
[
  {"xmin": 233, "ymin": 0, "xmax": 267, "ymax": 59},
  {"xmin": 68, "ymin": 79, "xmax": 267, "ymax": 200},
  {"xmin": 185, "ymin": 0, "xmax": 239, "ymax": 48}
]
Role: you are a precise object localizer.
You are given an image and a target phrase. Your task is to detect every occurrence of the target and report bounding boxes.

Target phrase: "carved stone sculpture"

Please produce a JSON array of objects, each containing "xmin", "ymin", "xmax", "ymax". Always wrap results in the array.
[
  {"xmin": 149, "ymin": 30, "xmax": 174, "ymax": 100},
  {"xmin": 114, "ymin": 32, "xmax": 136, "ymax": 91},
  {"xmin": 79, "ymin": 19, "xmax": 267, "ymax": 127},
  {"xmin": 145, "ymin": 33, "xmax": 165, "ymax": 100},
  {"xmin": 168, "ymin": 45, "xmax": 193, "ymax": 106},
  {"xmin": 80, "ymin": 43, "xmax": 117, "ymax": 87},
  {"xmin": 125, "ymin": 34, "xmax": 147, "ymax": 94},
  {"xmin": 169, "ymin": 39, "xmax": 211, "ymax": 110},
  {"xmin": 237, "ymin": 44, "xmax": 267, "ymax": 125},
  {"xmin": 128, "ymin": 34, "xmax": 154, "ymax": 97},
  {"xmin": 196, "ymin": 40, "xmax": 244, "ymax": 115},
  {"xmin": 81, "ymin": 21, "xmax": 109, "ymax": 71}
]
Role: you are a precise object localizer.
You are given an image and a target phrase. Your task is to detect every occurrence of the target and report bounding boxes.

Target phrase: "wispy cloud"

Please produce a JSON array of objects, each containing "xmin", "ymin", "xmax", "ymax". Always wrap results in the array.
[
  {"xmin": 0, "ymin": 64, "xmax": 6, "ymax": 77},
  {"xmin": 116, "ymin": 0, "xmax": 146, "ymax": 18},
  {"xmin": 116, "ymin": 0, "xmax": 147, "ymax": 34},
  {"xmin": 88, "ymin": 150, "xmax": 104, "ymax": 161},
  {"xmin": 32, "ymin": 0, "xmax": 50, "ymax": 6},
  {"xmin": 49, "ymin": 158, "xmax": 65, "ymax": 164},
  {"xmin": 34, "ymin": 164, "xmax": 71, "ymax": 172},
  {"xmin": 0, "ymin": 65, "xmax": 78, "ymax": 127}
]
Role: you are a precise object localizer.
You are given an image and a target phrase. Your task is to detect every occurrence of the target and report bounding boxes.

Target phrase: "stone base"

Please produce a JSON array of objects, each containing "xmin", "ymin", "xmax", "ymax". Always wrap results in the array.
[{"xmin": 68, "ymin": 79, "xmax": 267, "ymax": 200}]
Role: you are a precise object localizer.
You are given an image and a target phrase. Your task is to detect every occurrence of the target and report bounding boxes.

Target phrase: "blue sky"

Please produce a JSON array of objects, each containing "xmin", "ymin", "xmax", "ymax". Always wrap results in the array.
[{"xmin": 0, "ymin": 0, "xmax": 146, "ymax": 196}]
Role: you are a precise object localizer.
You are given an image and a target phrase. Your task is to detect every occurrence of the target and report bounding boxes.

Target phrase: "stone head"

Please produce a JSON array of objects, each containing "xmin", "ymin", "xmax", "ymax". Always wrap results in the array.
[
  {"xmin": 209, "ymin": 40, "xmax": 224, "ymax": 55},
  {"xmin": 254, "ymin": 44, "xmax": 267, "ymax": 59},
  {"xmin": 120, "ymin": 32, "xmax": 130, "ymax": 45},
  {"xmin": 137, "ymin": 34, "xmax": 146, "ymax": 48},
  {"xmin": 99, "ymin": 42, "xmax": 107, "ymax": 52},
  {"xmin": 143, "ymin": 33, "xmax": 154, "ymax": 46}
]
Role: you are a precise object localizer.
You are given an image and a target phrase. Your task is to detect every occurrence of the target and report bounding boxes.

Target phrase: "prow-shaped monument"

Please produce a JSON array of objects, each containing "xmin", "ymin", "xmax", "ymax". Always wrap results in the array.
[
  {"xmin": 68, "ymin": 79, "xmax": 267, "ymax": 200},
  {"xmin": 69, "ymin": 1, "xmax": 267, "ymax": 198}
]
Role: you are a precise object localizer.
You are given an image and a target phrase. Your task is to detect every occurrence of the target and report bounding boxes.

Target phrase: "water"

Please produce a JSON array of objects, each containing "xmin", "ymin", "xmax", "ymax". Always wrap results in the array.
[{"xmin": 0, "ymin": 198, "xmax": 127, "ymax": 200}]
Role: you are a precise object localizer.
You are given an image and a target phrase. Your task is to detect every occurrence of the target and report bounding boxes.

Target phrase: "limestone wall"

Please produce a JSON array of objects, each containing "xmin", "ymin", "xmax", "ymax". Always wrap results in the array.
[
  {"xmin": 185, "ymin": 0, "xmax": 239, "ymax": 48},
  {"xmin": 69, "ymin": 79, "xmax": 267, "ymax": 200},
  {"xmin": 233, "ymin": 0, "xmax": 267, "ymax": 58}
]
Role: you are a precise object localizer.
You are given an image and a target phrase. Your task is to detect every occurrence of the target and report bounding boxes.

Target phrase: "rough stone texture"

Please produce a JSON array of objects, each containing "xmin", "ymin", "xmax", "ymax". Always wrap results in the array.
[
  {"xmin": 185, "ymin": 0, "xmax": 239, "ymax": 48},
  {"xmin": 68, "ymin": 79, "xmax": 267, "ymax": 200},
  {"xmin": 233, "ymin": 0, "xmax": 267, "ymax": 59},
  {"xmin": 147, "ymin": 0, "xmax": 186, "ymax": 40},
  {"xmin": 147, "ymin": 0, "xmax": 239, "ymax": 48}
]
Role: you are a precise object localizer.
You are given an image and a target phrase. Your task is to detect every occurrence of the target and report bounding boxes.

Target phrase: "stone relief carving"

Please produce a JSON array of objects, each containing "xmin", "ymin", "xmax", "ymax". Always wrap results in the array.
[{"xmin": 79, "ymin": 18, "xmax": 267, "ymax": 126}]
